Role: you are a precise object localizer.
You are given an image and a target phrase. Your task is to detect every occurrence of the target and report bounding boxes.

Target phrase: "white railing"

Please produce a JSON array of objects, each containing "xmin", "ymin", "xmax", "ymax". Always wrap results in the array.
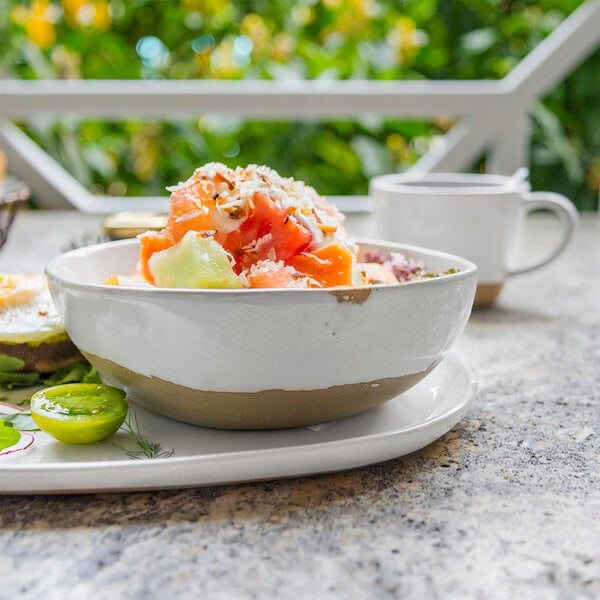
[{"xmin": 1, "ymin": 0, "xmax": 599, "ymax": 213}]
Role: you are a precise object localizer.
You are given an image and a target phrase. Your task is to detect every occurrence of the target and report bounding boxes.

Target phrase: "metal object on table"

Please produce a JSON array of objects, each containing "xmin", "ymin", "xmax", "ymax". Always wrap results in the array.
[
  {"xmin": 103, "ymin": 211, "xmax": 168, "ymax": 240},
  {"xmin": 0, "ymin": 177, "xmax": 30, "ymax": 250}
]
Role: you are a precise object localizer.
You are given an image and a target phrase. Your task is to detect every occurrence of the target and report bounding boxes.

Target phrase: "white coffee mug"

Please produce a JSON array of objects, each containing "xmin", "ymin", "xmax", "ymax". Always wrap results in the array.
[{"xmin": 369, "ymin": 171, "xmax": 578, "ymax": 307}]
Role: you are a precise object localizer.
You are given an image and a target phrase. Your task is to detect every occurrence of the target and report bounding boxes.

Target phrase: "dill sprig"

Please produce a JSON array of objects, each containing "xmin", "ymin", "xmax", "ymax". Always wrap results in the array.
[{"xmin": 115, "ymin": 411, "xmax": 175, "ymax": 460}]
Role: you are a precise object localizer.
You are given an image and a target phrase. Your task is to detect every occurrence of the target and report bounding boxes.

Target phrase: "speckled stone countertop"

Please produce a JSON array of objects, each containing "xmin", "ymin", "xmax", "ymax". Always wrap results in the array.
[{"xmin": 1, "ymin": 210, "xmax": 599, "ymax": 599}]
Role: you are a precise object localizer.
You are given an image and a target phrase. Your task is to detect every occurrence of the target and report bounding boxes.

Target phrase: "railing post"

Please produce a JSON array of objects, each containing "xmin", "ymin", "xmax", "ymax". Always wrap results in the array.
[
  {"xmin": 0, "ymin": 120, "xmax": 85, "ymax": 210},
  {"xmin": 503, "ymin": 0, "xmax": 600, "ymax": 101},
  {"xmin": 486, "ymin": 108, "xmax": 530, "ymax": 175}
]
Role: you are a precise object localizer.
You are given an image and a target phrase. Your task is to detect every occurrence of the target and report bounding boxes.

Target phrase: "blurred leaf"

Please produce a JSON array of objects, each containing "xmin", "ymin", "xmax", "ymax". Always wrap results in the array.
[
  {"xmin": 351, "ymin": 135, "xmax": 394, "ymax": 178},
  {"xmin": 532, "ymin": 102, "xmax": 583, "ymax": 182},
  {"xmin": 81, "ymin": 146, "xmax": 118, "ymax": 179},
  {"xmin": 460, "ymin": 28, "xmax": 499, "ymax": 56}
]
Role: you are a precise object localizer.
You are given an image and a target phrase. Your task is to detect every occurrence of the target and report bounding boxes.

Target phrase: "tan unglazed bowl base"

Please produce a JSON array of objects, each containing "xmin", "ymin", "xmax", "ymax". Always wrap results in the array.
[
  {"xmin": 86, "ymin": 353, "xmax": 437, "ymax": 430},
  {"xmin": 473, "ymin": 282, "xmax": 504, "ymax": 309}
]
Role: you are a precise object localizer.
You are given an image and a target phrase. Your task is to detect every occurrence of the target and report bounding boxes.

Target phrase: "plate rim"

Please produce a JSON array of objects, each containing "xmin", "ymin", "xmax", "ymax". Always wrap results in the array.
[{"xmin": 0, "ymin": 349, "xmax": 477, "ymax": 492}]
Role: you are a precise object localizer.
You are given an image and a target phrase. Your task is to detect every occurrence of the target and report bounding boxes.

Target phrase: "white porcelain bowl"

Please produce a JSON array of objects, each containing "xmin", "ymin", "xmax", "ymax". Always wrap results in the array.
[{"xmin": 45, "ymin": 239, "xmax": 477, "ymax": 430}]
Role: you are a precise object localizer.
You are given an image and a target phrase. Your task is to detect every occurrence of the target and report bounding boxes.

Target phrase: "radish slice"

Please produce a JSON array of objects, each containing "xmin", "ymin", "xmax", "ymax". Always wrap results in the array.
[
  {"xmin": 0, "ymin": 431, "xmax": 34, "ymax": 457},
  {"xmin": 0, "ymin": 401, "xmax": 35, "ymax": 458}
]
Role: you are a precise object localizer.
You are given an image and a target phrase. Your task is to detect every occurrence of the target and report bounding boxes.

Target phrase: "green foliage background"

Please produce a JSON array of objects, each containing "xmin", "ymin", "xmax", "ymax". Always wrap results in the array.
[{"xmin": 1, "ymin": 0, "xmax": 598, "ymax": 209}]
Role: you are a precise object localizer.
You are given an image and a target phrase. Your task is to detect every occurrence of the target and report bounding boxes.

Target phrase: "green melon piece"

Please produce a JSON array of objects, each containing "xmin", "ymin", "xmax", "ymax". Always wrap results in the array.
[{"xmin": 148, "ymin": 230, "xmax": 243, "ymax": 289}]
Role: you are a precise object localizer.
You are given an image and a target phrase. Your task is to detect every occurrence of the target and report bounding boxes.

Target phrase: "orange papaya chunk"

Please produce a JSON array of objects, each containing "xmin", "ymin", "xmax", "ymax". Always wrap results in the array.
[
  {"xmin": 288, "ymin": 242, "xmax": 354, "ymax": 288},
  {"xmin": 246, "ymin": 267, "xmax": 310, "ymax": 289},
  {"xmin": 139, "ymin": 231, "xmax": 173, "ymax": 284},
  {"xmin": 166, "ymin": 182, "xmax": 216, "ymax": 244}
]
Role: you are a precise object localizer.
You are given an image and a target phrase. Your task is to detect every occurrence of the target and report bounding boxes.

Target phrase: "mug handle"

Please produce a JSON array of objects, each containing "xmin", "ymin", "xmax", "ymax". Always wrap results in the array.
[{"xmin": 506, "ymin": 191, "xmax": 578, "ymax": 277}]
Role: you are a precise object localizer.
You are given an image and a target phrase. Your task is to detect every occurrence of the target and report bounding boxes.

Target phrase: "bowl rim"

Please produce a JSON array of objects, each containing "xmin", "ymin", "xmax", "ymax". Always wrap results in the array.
[{"xmin": 45, "ymin": 237, "xmax": 477, "ymax": 296}]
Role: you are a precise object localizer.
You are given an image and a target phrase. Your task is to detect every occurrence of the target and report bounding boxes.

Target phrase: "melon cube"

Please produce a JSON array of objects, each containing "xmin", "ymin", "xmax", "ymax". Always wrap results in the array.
[{"xmin": 148, "ymin": 230, "xmax": 243, "ymax": 289}]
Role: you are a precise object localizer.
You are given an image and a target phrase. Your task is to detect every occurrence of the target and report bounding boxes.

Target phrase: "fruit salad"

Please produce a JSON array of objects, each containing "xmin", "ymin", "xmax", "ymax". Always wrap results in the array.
[{"xmin": 107, "ymin": 163, "xmax": 444, "ymax": 290}]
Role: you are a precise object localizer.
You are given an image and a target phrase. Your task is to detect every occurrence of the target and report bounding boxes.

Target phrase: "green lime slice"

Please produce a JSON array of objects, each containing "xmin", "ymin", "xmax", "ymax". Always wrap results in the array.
[{"xmin": 30, "ymin": 383, "xmax": 128, "ymax": 444}]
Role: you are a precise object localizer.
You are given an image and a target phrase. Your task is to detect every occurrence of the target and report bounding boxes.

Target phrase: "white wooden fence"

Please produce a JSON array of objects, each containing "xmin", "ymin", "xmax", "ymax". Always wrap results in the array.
[{"xmin": 1, "ymin": 0, "xmax": 599, "ymax": 213}]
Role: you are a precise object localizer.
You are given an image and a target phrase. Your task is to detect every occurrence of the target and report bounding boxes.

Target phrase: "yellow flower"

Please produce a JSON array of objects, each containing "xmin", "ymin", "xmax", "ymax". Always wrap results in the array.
[
  {"xmin": 194, "ymin": 52, "xmax": 212, "ymax": 77},
  {"xmin": 131, "ymin": 126, "xmax": 160, "ymax": 183},
  {"xmin": 92, "ymin": 1, "xmax": 111, "ymax": 30},
  {"xmin": 386, "ymin": 133, "xmax": 412, "ymax": 161},
  {"xmin": 62, "ymin": 0, "xmax": 111, "ymax": 30},
  {"xmin": 27, "ymin": 17, "xmax": 56, "ymax": 50},
  {"xmin": 391, "ymin": 16, "xmax": 421, "ymax": 65},
  {"xmin": 181, "ymin": 0, "xmax": 231, "ymax": 17},
  {"xmin": 321, "ymin": 0, "xmax": 377, "ymax": 41},
  {"xmin": 241, "ymin": 13, "xmax": 270, "ymax": 55},
  {"xmin": 12, "ymin": 0, "xmax": 56, "ymax": 50},
  {"xmin": 62, "ymin": 0, "xmax": 86, "ymax": 26},
  {"xmin": 272, "ymin": 33, "xmax": 295, "ymax": 62},
  {"xmin": 209, "ymin": 39, "xmax": 241, "ymax": 78}
]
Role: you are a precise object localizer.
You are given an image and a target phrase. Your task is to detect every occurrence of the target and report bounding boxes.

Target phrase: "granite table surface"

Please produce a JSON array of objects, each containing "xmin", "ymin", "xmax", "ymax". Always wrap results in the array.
[{"xmin": 0, "ymin": 209, "xmax": 598, "ymax": 600}]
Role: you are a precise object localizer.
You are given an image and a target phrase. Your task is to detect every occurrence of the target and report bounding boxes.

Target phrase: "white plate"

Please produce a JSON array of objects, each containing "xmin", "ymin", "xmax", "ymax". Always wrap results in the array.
[{"xmin": 0, "ymin": 350, "xmax": 476, "ymax": 494}]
